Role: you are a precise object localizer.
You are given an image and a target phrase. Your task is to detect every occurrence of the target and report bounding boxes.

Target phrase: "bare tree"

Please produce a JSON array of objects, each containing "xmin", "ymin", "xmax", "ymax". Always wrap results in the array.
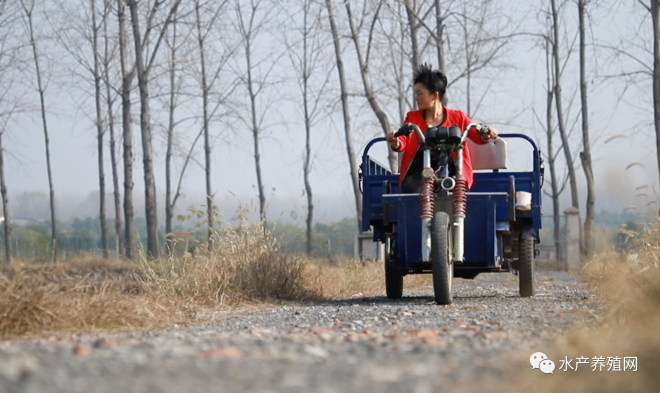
[
  {"xmin": 434, "ymin": 0, "xmax": 446, "ymax": 74},
  {"xmin": 343, "ymin": 1, "xmax": 397, "ymax": 172},
  {"xmin": 0, "ymin": 0, "xmax": 17, "ymax": 264},
  {"xmin": 386, "ymin": 0, "xmax": 424, "ymax": 109},
  {"xmin": 127, "ymin": 0, "xmax": 182, "ymax": 257},
  {"xmin": 234, "ymin": 0, "xmax": 273, "ymax": 227},
  {"xmin": 0, "ymin": 126, "xmax": 10, "ymax": 264},
  {"xmin": 163, "ymin": 1, "xmax": 234, "ymax": 246},
  {"xmin": 394, "ymin": 0, "xmax": 448, "ymax": 99},
  {"xmin": 117, "ymin": 0, "xmax": 138, "ymax": 260},
  {"xmin": 550, "ymin": 0, "xmax": 580, "ymax": 214},
  {"xmin": 195, "ymin": 0, "xmax": 213, "ymax": 249},
  {"xmin": 638, "ymin": 0, "xmax": 660, "ymax": 215},
  {"xmin": 101, "ymin": 0, "xmax": 123, "ymax": 256},
  {"xmin": 540, "ymin": 33, "xmax": 563, "ymax": 263},
  {"xmin": 58, "ymin": 0, "xmax": 121, "ymax": 258},
  {"xmin": 654, "ymin": 0, "xmax": 660, "ymax": 214},
  {"xmin": 193, "ymin": 0, "xmax": 231, "ymax": 249},
  {"xmin": 578, "ymin": 0, "xmax": 595, "ymax": 256},
  {"xmin": 403, "ymin": 0, "xmax": 422, "ymax": 69},
  {"xmin": 324, "ymin": 0, "xmax": 362, "ymax": 230},
  {"xmin": 378, "ymin": 2, "xmax": 412, "ymax": 122},
  {"xmin": 91, "ymin": 0, "xmax": 109, "ymax": 258},
  {"xmin": 534, "ymin": 6, "xmax": 580, "ymax": 262},
  {"xmin": 163, "ymin": 3, "xmax": 181, "ymax": 246},
  {"xmin": 20, "ymin": 0, "xmax": 57, "ymax": 262},
  {"xmin": 451, "ymin": 1, "xmax": 514, "ymax": 116},
  {"xmin": 288, "ymin": 0, "xmax": 331, "ymax": 254}
]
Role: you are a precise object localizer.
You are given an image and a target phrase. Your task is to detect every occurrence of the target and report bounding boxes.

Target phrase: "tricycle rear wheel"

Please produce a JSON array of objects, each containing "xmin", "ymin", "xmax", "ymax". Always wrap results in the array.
[
  {"xmin": 385, "ymin": 236, "xmax": 403, "ymax": 299},
  {"xmin": 431, "ymin": 212, "xmax": 453, "ymax": 305},
  {"xmin": 518, "ymin": 237, "xmax": 534, "ymax": 297}
]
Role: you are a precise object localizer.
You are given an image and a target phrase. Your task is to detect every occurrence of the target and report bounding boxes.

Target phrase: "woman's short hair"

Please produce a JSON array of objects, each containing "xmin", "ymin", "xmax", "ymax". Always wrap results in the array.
[{"xmin": 413, "ymin": 63, "xmax": 448, "ymax": 99}]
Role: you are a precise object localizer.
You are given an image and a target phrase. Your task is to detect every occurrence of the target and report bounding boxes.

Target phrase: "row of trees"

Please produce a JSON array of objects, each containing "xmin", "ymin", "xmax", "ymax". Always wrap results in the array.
[
  {"xmin": 0, "ymin": 0, "xmax": 658, "ymax": 263},
  {"xmin": 0, "ymin": 215, "xmax": 359, "ymax": 259}
]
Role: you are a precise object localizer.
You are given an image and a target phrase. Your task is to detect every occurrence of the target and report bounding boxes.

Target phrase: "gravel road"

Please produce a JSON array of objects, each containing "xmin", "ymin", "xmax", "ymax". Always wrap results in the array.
[{"xmin": 0, "ymin": 271, "xmax": 600, "ymax": 393}]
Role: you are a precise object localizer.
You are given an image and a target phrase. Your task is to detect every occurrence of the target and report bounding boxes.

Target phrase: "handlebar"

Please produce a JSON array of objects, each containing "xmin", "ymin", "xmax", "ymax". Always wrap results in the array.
[
  {"xmin": 395, "ymin": 122, "xmax": 489, "ymax": 145},
  {"xmin": 395, "ymin": 123, "xmax": 425, "ymax": 144},
  {"xmin": 362, "ymin": 132, "xmax": 543, "ymax": 183},
  {"xmin": 470, "ymin": 123, "xmax": 490, "ymax": 136}
]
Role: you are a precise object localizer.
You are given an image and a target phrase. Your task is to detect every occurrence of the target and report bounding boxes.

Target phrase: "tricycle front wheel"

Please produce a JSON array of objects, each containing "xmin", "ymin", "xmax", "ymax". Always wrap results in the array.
[{"xmin": 431, "ymin": 212, "xmax": 453, "ymax": 305}]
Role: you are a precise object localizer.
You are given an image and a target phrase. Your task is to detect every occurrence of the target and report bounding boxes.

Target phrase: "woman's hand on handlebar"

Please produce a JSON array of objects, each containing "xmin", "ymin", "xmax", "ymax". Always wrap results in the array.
[
  {"xmin": 479, "ymin": 125, "xmax": 498, "ymax": 142},
  {"xmin": 386, "ymin": 131, "xmax": 400, "ymax": 150}
]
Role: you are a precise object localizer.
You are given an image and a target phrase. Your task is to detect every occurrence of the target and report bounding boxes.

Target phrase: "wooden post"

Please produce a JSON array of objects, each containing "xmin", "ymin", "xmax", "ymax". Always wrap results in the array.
[{"xmin": 564, "ymin": 207, "xmax": 581, "ymax": 271}]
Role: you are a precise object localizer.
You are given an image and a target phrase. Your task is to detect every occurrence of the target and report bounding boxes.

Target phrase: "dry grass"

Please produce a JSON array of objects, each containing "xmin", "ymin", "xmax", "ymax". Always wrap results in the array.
[
  {"xmin": 142, "ymin": 220, "xmax": 312, "ymax": 305},
  {"xmin": 10, "ymin": 217, "xmax": 657, "ymax": 391},
  {"xmin": 303, "ymin": 257, "xmax": 430, "ymax": 300},
  {"xmin": 559, "ymin": 219, "xmax": 660, "ymax": 392},
  {"xmin": 0, "ymin": 258, "xmax": 169, "ymax": 337},
  {"xmin": 471, "ymin": 218, "xmax": 660, "ymax": 392},
  {"xmin": 0, "ymin": 219, "xmax": 421, "ymax": 340}
]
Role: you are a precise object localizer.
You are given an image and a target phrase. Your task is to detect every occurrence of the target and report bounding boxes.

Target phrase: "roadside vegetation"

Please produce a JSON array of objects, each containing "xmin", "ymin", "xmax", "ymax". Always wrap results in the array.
[
  {"xmin": 0, "ymin": 218, "xmax": 427, "ymax": 339},
  {"xmin": 481, "ymin": 218, "xmax": 660, "ymax": 393},
  {"xmin": 1, "ymin": 217, "xmax": 657, "ymax": 392},
  {"xmin": 3, "ymin": 215, "xmax": 359, "ymax": 260},
  {"xmin": 555, "ymin": 218, "xmax": 658, "ymax": 391}
]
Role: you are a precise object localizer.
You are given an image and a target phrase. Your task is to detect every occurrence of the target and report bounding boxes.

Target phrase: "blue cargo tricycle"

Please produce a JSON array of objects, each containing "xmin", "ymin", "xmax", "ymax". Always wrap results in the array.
[{"xmin": 360, "ymin": 123, "xmax": 543, "ymax": 304}]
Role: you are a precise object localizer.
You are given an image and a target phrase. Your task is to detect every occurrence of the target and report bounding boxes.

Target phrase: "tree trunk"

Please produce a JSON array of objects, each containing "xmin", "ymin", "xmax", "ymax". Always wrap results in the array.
[
  {"xmin": 92, "ymin": 0, "xmax": 109, "ymax": 258},
  {"xmin": 301, "ymin": 1, "xmax": 314, "ymax": 255},
  {"xmin": 0, "ymin": 131, "xmax": 11, "ymax": 264},
  {"xmin": 108, "ymin": 107, "xmax": 122, "ymax": 257},
  {"xmin": 165, "ymin": 6, "xmax": 178, "ymax": 250},
  {"xmin": 578, "ymin": 0, "xmax": 595, "ymax": 256},
  {"xmin": 22, "ymin": 1, "xmax": 57, "ymax": 262},
  {"xmin": 404, "ymin": 0, "xmax": 423, "ymax": 107},
  {"xmin": 546, "ymin": 67, "xmax": 562, "ymax": 265},
  {"xmin": 103, "ymin": 0, "xmax": 122, "ymax": 257},
  {"xmin": 247, "ymin": 61, "xmax": 267, "ymax": 227},
  {"xmin": 325, "ymin": 0, "xmax": 362, "ymax": 230},
  {"xmin": 461, "ymin": 5, "xmax": 472, "ymax": 114},
  {"xmin": 117, "ymin": 0, "xmax": 137, "ymax": 260},
  {"xmin": 541, "ymin": 13, "xmax": 566, "ymax": 264},
  {"xmin": 304, "ymin": 98, "xmax": 314, "ymax": 255},
  {"xmin": 550, "ymin": 0, "xmax": 580, "ymax": 212},
  {"xmin": 435, "ymin": 0, "xmax": 446, "ymax": 75},
  {"xmin": 652, "ymin": 0, "xmax": 660, "ymax": 216},
  {"xmin": 344, "ymin": 1, "xmax": 397, "ymax": 173},
  {"xmin": 195, "ymin": 0, "xmax": 215, "ymax": 250},
  {"xmin": 236, "ymin": 0, "xmax": 268, "ymax": 228},
  {"xmin": 127, "ymin": 0, "xmax": 159, "ymax": 258},
  {"xmin": 126, "ymin": 0, "xmax": 181, "ymax": 258},
  {"xmin": 404, "ymin": 0, "xmax": 420, "ymax": 69}
]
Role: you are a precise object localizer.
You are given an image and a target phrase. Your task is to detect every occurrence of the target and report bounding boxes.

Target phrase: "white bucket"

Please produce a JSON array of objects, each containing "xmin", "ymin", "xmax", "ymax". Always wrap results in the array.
[{"xmin": 515, "ymin": 191, "xmax": 532, "ymax": 211}]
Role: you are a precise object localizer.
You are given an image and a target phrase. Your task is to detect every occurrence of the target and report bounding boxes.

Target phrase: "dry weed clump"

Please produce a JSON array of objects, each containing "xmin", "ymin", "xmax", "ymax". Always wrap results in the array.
[
  {"xmin": 146, "ymin": 219, "xmax": 312, "ymax": 304},
  {"xmin": 0, "ymin": 220, "xmax": 314, "ymax": 339},
  {"xmin": 0, "ymin": 273, "xmax": 55, "ymax": 337},
  {"xmin": 302, "ymin": 257, "xmax": 384, "ymax": 299},
  {"xmin": 475, "ymin": 218, "xmax": 660, "ymax": 393},
  {"xmin": 302, "ymin": 257, "xmax": 431, "ymax": 299},
  {"xmin": 569, "ymin": 219, "xmax": 660, "ymax": 391},
  {"xmin": 0, "ymin": 258, "xmax": 161, "ymax": 338}
]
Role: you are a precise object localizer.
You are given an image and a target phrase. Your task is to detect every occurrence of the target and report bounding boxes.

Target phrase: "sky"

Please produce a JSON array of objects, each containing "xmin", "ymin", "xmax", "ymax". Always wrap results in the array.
[{"xmin": 2, "ymin": 0, "xmax": 658, "ymax": 226}]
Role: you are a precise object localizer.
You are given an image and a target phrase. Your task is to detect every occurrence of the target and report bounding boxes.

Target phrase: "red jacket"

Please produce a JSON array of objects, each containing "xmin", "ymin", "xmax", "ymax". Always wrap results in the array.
[{"xmin": 393, "ymin": 108, "xmax": 485, "ymax": 189}]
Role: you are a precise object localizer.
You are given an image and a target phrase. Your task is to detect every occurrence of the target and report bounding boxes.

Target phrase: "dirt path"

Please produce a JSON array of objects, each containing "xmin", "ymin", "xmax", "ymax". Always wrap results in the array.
[{"xmin": 0, "ymin": 271, "xmax": 600, "ymax": 393}]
